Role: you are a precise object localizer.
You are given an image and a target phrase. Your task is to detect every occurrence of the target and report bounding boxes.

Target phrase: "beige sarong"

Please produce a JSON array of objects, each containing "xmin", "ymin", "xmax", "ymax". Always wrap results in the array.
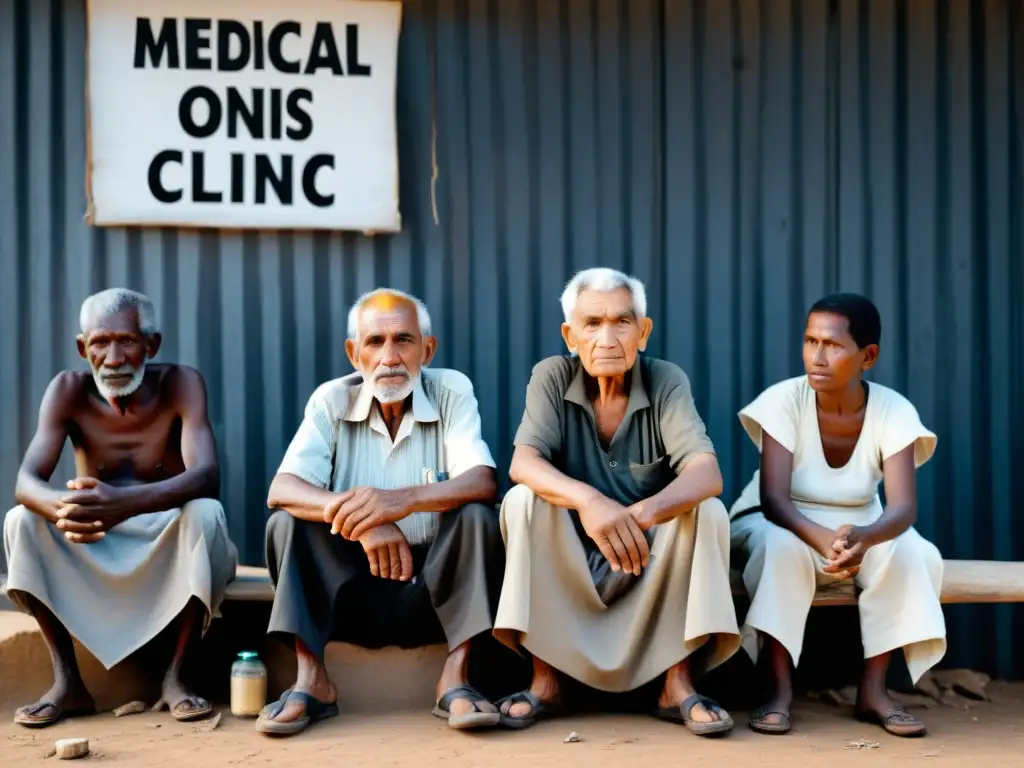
[
  {"xmin": 731, "ymin": 505, "xmax": 945, "ymax": 684},
  {"xmin": 493, "ymin": 484, "xmax": 741, "ymax": 692},
  {"xmin": 3, "ymin": 499, "xmax": 237, "ymax": 670}
]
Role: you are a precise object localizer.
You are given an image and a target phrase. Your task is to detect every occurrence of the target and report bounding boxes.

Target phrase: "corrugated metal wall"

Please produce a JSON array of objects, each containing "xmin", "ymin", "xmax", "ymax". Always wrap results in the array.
[{"xmin": 1, "ymin": 0, "xmax": 1022, "ymax": 676}]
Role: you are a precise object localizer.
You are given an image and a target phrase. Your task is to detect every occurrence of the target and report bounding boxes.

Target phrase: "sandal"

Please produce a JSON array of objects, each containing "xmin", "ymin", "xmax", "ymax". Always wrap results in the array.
[
  {"xmin": 855, "ymin": 707, "xmax": 926, "ymax": 737},
  {"xmin": 432, "ymin": 685, "xmax": 500, "ymax": 730},
  {"xmin": 13, "ymin": 701, "xmax": 96, "ymax": 729},
  {"xmin": 169, "ymin": 695, "xmax": 213, "ymax": 722},
  {"xmin": 653, "ymin": 693, "xmax": 734, "ymax": 736},
  {"xmin": 255, "ymin": 690, "xmax": 339, "ymax": 736},
  {"xmin": 748, "ymin": 704, "xmax": 792, "ymax": 735},
  {"xmin": 494, "ymin": 690, "xmax": 562, "ymax": 730}
]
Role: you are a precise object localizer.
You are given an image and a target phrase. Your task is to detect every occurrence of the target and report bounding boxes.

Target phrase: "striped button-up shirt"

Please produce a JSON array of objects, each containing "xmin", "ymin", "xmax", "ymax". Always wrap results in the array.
[{"xmin": 277, "ymin": 368, "xmax": 496, "ymax": 545}]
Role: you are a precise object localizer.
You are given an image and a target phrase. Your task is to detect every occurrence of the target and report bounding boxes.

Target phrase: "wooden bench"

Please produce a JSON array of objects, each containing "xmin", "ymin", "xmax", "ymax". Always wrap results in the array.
[{"xmin": 225, "ymin": 560, "xmax": 1024, "ymax": 607}]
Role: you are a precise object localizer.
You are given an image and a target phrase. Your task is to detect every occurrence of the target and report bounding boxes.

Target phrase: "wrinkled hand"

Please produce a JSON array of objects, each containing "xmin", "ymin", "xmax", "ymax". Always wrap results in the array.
[
  {"xmin": 324, "ymin": 486, "xmax": 411, "ymax": 540},
  {"xmin": 578, "ymin": 494, "xmax": 650, "ymax": 576},
  {"xmin": 822, "ymin": 524, "xmax": 869, "ymax": 580},
  {"xmin": 358, "ymin": 523, "xmax": 414, "ymax": 581},
  {"xmin": 55, "ymin": 477, "xmax": 128, "ymax": 543}
]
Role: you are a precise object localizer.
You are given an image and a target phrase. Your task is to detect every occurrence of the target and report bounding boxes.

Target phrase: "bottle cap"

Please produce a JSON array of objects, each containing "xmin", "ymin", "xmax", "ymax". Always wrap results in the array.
[{"xmin": 237, "ymin": 650, "xmax": 259, "ymax": 661}]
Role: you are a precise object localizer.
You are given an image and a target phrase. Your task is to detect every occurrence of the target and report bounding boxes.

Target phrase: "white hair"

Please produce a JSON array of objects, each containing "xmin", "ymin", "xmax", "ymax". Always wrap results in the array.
[
  {"xmin": 79, "ymin": 288, "xmax": 158, "ymax": 335},
  {"xmin": 347, "ymin": 288, "xmax": 433, "ymax": 340},
  {"xmin": 560, "ymin": 268, "xmax": 647, "ymax": 323}
]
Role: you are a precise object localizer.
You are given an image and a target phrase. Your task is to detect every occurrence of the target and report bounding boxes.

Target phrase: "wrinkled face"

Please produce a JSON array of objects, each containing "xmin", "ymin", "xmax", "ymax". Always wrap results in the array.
[
  {"xmin": 345, "ymin": 296, "xmax": 436, "ymax": 404},
  {"xmin": 802, "ymin": 311, "xmax": 877, "ymax": 392},
  {"xmin": 562, "ymin": 287, "xmax": 653, "ymax": 378},
  {"xmin": 76, "ymin": 309, "xmax": 159, "ymax": 401}
]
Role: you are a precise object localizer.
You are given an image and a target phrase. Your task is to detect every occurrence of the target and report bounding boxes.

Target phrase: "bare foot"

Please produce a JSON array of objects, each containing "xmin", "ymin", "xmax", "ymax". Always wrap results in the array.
[
  {"xmin": 501, "ymin": 657, "xmax": 561, "ymax": 718},
  {"xmin": 435, "ymin": 642, "xmax": 496, "ymax": 717},
  {"xmin": 658, "ymin": 660, "xmax": 730, "ymax": 725},
  {"xmin": 15, "ymin": 679, "xmax": 95, "ymax": 726}
]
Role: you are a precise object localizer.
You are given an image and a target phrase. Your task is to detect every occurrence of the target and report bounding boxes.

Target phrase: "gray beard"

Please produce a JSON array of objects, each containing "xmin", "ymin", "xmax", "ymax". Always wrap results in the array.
[
  {"xmin": 92, "ymin": 363, "xmax": 145, "ymax": 400},
  {"xmin": 373, "ymin": 376, "xmax": 416, "ymax": 404}
]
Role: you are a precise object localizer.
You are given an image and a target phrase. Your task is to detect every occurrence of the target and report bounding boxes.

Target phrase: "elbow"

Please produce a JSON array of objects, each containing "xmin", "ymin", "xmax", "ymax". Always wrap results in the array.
[
  {"xmin": 508, "ymin": 455, "xmax": 526, "ymax": 487},
  {"xmin": 200, "ymin": 465, "xmax": 220, "ymax": 499},
  {"xmin": 760, "ymin": 492, "xmax": 787, "ymax": 524},
  {"xmin": 479, "ymin": 468, "xmax": 499, "ymax": 504},
  {"xmin": 707, "ymin": 466, "xmax": 724, "ymax": 498},
  {"xmin": 13, "ymin": 470, "xmax": 36, "ymax": 508},
  {"xmin": 266, "ymin": 475, "xmax": 286, "ymax": 510}
]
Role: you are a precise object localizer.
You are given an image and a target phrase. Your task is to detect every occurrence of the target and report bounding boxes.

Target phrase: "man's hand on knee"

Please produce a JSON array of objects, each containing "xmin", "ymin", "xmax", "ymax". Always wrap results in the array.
[
  {"xmin": 324, "ymin": 486, "xmax": 410, "ymax": 540},
  {"xmin": 578, "ymin": 493, "xmax": 649, "ymax": 576},
  {"xmin": 358, "ymin": 523, "xmax": 414, "ymax": 581}
]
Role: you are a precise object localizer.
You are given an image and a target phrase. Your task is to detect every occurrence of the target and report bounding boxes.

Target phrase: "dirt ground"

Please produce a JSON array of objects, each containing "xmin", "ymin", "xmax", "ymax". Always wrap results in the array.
[{"xmin": 3, "ymin": 683, "xmax": 1024, "ymax": 767}]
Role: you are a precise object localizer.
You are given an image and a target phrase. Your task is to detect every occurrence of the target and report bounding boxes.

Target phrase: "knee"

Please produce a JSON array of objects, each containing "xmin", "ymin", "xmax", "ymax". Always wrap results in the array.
[
  {"xmin": 454, "ymin": 503, "xmax": 500, "ymax": 535},
  {"xmin": 696, "ymin": 497, "xmax": 729, "ymax": 531},
  {"xmin": 182, "ymin": 498, "xmax": 227, "ymax": 538},
  {"xmin": 758, "ymin": 525, "xmax": 813, "ymax": 567},
  {"xmin": 265, "ymin": 507, "xmax": 296, "ymax": 541},
  {"xmin": 891, "ymin": 530, "xmax": 942, "ymax": 569},
  {"xmin": 3, "ymin": 505, "xmax": 34, "ymax": 539},
  {"xmin": 501, "ymin": 483, "xmax": 537, "ymax": 509},
  {"xmin": 498, "ymin": 484, "xmax": 539, "ymax": 536}
]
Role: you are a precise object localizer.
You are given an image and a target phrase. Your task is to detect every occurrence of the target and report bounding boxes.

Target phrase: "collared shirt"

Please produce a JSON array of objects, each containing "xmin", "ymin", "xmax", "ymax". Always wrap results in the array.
[
  {"xmin": 277, "ymin": 368, "xmax": 496, "ymax": 545},
  {"xmin": 513, "ymin": 355, "xmax": 715, "ymax": 507}
]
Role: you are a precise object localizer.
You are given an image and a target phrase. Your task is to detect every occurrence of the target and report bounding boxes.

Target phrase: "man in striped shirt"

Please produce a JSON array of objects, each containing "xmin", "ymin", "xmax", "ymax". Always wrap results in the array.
[{"xmin": 257, "ymin": 288, "xmax": 504, "ymax": 736}]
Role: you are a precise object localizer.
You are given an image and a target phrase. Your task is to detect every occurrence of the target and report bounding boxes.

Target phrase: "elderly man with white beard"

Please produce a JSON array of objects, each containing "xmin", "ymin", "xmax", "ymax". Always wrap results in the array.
[
  {"xmin": 3, "ymin": 288, "xmax": 238, "ymax": 728},
  {"xmin": 258, "ymin": 288, "xmax": 505, "ymax": 736}
]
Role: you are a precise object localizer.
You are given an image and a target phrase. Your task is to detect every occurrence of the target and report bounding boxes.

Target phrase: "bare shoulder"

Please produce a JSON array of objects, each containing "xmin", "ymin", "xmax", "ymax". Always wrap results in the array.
[
  {"xmin": 159, "ymin": 364, "xmax": 210, "ymax": 410},
  {"xmin": 42, "ymin": 370, "xmax": 91, "ymax": 412}
]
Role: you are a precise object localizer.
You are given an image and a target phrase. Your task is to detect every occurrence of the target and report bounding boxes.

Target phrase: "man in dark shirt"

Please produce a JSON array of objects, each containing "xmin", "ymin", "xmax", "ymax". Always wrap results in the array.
[{"xmin": 492, "ymin": 268, "xmax": 741, "ymax": 737}]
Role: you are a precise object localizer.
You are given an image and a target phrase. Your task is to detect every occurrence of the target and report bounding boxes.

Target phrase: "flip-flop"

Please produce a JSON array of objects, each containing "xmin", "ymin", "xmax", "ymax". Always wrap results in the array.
[
  {"xmin": 748, "ymin": 704, "xmax": 792, "ymax": 735},
  {"xmin": 494, "ymin": 690, "xmax": 562, "ymax": 730},
  {"xmin": 431, "ymin": 684, "xmax": 501, "ymax": 730},
  {"xmin": 13, "ymin": 701, "xmax": 96, "ymax": 729},
  {"xmin": 255, "ymin": 690, "xmax": 339, "ymax": 737},
  {"xmin": 653, "ymin": 693, "xmax": 734, "ymax": 736},
  {"xmin": 170, "ymin": 695, "xmax": 214, "ymax": 722},
  {"xmin": 854, "ymin": 707, "xmax": 926, "ymax": 737}
]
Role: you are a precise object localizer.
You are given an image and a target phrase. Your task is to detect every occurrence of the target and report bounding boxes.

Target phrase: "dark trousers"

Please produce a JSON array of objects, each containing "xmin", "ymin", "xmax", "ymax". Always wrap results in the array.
[{"xmin": 265, "ymin": 504, "xmax": 505, "ymax": 660}]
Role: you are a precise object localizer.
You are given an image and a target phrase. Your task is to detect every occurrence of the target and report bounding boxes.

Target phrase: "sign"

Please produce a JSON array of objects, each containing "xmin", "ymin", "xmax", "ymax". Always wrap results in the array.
[{"xmin": 86, "ymin": 0, "xmax": 402, "ymax": 232}]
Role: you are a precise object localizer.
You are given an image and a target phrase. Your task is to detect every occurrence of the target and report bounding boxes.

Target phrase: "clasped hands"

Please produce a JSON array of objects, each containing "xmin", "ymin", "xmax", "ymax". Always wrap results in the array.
[
  {"xmin": 576, "ymin": 492, "xmax": 657, "ymax": 577},
  {"xmin": 323, "ymin": 486, "xmax": 414, "ymax": 582},
  {"xmin": 819, "ymin": 523, "xmax": 871, "ymax": 580},
  {"xmin": 53, "ymin": 477, "xmax": 132, "ymax": 543}
]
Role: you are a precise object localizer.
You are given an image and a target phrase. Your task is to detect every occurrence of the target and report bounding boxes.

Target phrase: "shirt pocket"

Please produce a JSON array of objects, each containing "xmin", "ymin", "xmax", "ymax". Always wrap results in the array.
[{"xmin": 628, "ymin": 455, "xmax": 673, "ymax": 497}]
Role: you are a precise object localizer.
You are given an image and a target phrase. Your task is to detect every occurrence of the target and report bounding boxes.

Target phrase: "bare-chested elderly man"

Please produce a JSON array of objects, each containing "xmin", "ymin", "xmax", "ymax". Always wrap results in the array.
[
  {"xmin": 258, "ymin": 288, "xmax": 505, "ymax": 736},
  {"xmin": 493, "ymin": 268, "xmax": 741, "ymax": 736},
  {"xmin": 3, "ymin": 288, "xmax": 238, "ymax": 727}
]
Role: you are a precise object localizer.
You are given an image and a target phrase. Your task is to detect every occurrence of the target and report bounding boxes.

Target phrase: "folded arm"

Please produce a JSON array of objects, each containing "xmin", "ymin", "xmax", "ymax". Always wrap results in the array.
[
  {"xmin": 629, "ymin": 452, "xmax": 723, "ymax": 528},
  {"xmin": 760, "ymin": 431, "xmax": 837, "ymax": 557},
  {"xmin": 114, "ymin": 367, "xmax": 220, "ymax": 515},
  {"xmin": 826, "ymin": 444, "xmax": 917, "ymax": 572},
  {"xmin": 14, "ymin": 374, "xmax": 76, "ymax": 523},
  {"xmin": 509, "ymin": 444, "xmax": 606, "ymax": 510}
]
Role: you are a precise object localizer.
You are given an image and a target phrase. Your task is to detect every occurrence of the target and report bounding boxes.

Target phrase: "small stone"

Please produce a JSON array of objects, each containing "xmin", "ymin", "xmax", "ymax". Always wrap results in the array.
[
  {"xmin": 563, "ymin": 731, "xmax": 581, "ymax": 743},
  {"xmin": 931, "ymin": 670, "xmax": 990, "ymax": 701},
  {"xmin": 55, "ymin": 738, "xmax": 90, "ymax": 760},
  {"xmin": 197, "ymin": 712, "xmax": 223, "ymax": 732},
  {"xmin": 845, "ymin": 738, "xmax": 880, "ymax": 750},
  {"xmin": 113, "ymin": 700, "xmax": 148, "ymax": 717}
]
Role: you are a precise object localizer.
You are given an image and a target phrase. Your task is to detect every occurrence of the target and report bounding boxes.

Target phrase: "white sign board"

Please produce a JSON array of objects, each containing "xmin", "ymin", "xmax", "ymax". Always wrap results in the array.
[{"xmin": 86, "ymin": 0, "xmax": 402, "ymax": 232}]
